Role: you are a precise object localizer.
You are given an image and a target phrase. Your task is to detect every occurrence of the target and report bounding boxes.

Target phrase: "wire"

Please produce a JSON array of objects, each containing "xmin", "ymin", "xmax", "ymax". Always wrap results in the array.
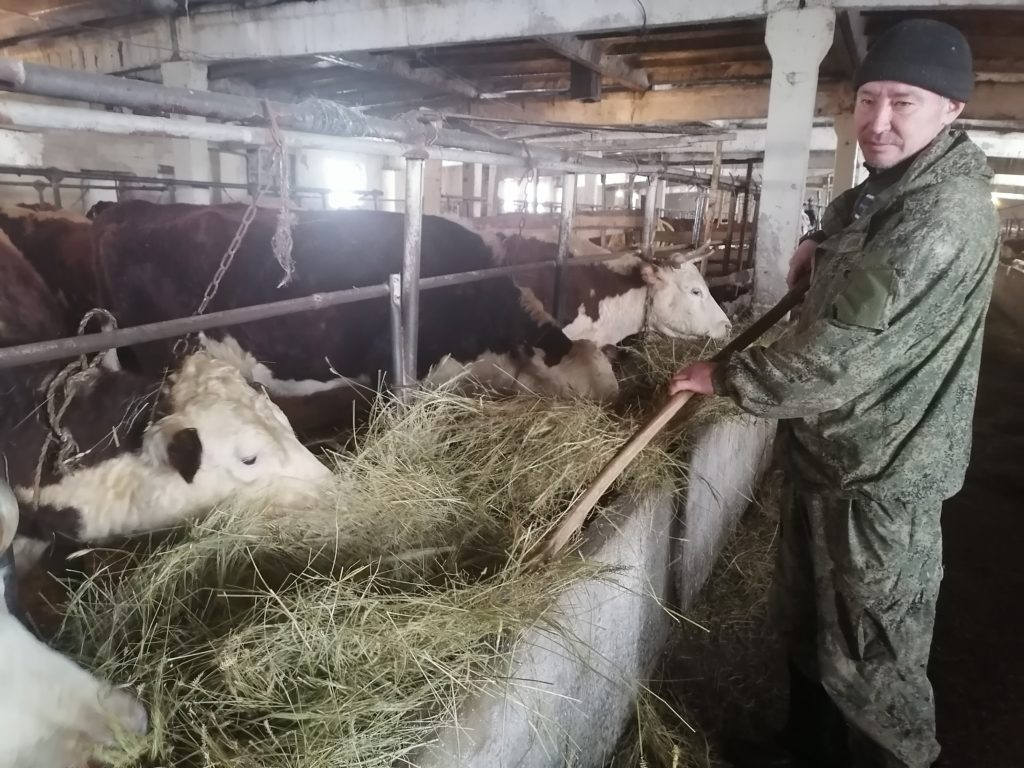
[{"xmin": 632, "ymin": 0, "xmax": 648, "ymax": 33}]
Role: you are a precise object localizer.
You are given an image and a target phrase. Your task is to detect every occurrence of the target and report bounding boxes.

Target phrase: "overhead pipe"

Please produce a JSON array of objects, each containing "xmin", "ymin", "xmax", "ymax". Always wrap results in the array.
[
  {"xmin": 0, "ymin": 97, "xmax": 731, "ymax": 185},
  {"xmin": 0, "ymin": 57, "xmax": 738, "ymax": 187}
]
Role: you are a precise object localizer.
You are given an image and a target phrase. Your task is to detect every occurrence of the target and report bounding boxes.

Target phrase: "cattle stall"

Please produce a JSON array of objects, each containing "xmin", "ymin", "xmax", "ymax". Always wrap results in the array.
[{"xmin": 0, "ymin": 56, "xmax": 773, "ymax": 768}]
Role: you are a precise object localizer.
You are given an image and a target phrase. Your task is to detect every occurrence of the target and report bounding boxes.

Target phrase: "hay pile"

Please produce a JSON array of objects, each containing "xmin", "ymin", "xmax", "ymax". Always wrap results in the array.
[{"xmin": 56, "ymin": 382, "xmax": 697, "ymax": 768}]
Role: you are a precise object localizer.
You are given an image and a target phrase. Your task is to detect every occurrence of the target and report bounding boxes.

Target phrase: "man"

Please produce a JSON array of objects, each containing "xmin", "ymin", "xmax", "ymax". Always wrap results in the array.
[{"xmin": 669, "ymin": 19, "xmax": 1000, "ymax": 768}]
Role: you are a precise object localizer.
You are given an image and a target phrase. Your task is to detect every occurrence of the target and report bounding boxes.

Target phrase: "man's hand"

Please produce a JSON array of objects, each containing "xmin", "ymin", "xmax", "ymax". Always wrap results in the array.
[
  {"xmin": 668, "ymin": 361, "xmax": 718, "ymax": 397},
  {"xmin": 787, "ymin": 237, "xmax": 819, "ymax": 290}
]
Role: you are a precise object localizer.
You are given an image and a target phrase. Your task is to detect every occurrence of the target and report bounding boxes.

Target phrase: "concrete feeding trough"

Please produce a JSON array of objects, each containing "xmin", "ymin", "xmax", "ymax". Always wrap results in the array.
[{"xmin": 415, "ymin": 414, "xmax": 776, "ymax": 768}]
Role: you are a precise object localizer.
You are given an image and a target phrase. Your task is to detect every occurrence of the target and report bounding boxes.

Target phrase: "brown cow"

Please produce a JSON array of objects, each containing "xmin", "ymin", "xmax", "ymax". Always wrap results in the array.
[
  {"xmin": 459, "ymin": 223, "xmax": 732, "ymax": 346},
  {"xmin": 91, "ymin": 201, "xmax": 618, "ymax": 405},
  {"xmin": 0, "ymin": 229, "xmax": 328, "ymax": 572},
  {"xmin": 0, "ymin": 206, "xmax": 97, "ymax": 327}
]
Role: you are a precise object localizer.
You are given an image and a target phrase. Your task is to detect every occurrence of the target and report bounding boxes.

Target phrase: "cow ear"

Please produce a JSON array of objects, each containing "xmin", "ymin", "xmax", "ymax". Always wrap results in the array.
[
  {"xmin": 640, "ymin": 263, "xmax": 660, "ymax": 285},
  {"xmin": 165, "ymin": 428, "xmax": 203, "ymax": 484}
]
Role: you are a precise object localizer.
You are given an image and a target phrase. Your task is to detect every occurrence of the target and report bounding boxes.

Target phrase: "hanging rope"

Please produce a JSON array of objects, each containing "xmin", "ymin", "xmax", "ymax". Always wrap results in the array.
[
  {"xmin": 266, "ymin": 102, "xmax": 296, "ymax": 288},
  {"xmin": 32, "ymin": 308, "xmax": 120, "ymax": 507}
]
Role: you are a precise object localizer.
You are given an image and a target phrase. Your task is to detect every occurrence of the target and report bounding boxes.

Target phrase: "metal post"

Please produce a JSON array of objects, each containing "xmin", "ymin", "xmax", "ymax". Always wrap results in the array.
[
  {"xmin": 49, "ymin": 173, "xmax": 62, "ymax": 208},
  {"xmin": 641, "ymin": 177, "xmax": 661, "ymax": 261},
  {"xmin": 722, "ymin": 188, "xmax": 738, "ymax": 276},
  {"xmin": 748, "ymin": 191, "xmax": 762, "ymax": 271},
  {"xmin": 554, "ymin": 173, "xmax": 576, "ymax": 324},
  {"xmin": 401, "ymin": 152, "xmax": 426, "ymax": 393},
  {"xmin": 691, "ymin": 190, "xmax": 707, "ymax": 247},
  {"xmin": 388, "ymin": 273, "xmax": 407, "ymax": 398},
  {"xmin": 736, "ymin": 161, "xmax": 754, "ymax": 271}
]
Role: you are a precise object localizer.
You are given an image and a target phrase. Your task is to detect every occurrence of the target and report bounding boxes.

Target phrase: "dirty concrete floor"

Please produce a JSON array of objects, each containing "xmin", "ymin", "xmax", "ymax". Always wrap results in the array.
[{"xmin": 930, "ymin": 299, "xmax": 1024, "ymax": 768}]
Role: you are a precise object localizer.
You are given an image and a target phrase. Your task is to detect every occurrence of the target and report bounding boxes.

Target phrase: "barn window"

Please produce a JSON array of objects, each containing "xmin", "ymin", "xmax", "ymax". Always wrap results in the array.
[{"xmin": 326, "ymin": 156, "xmax": 368, "ymax": 209}]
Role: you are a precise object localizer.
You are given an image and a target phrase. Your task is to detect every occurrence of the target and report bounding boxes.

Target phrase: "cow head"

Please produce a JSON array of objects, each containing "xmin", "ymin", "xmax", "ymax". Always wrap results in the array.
[
  {"xmin": 639, "ymin": 257, "xmax": 732, "ymax": 340},
  {"xmin": 141, "ymin": 351, "xmax": 332, "ymax": 506},
  {"xmin": 20, "ymin": 352, "xmax": 331, "ymax": 546}
]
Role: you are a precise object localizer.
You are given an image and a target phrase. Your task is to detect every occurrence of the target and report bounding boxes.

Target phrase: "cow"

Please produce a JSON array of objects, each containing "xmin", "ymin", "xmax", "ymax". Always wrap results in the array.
[
  {"xmin": 0, "ymin": 206, "xmax": 98, "ymax": 327},
  {"xmin": 0, "ymin": 231, "xmax": 330, "ymax": 570},
  {"xmin": 90, "ymin": 201, "xmax": 618, "ymax": 403},
  {"xmin": 458, "ymin": 222, "xmax": 732, "ymax": 346},
  {"xmin": 0, "ymin": 480, "xmax": 150, "ymax": 768}
]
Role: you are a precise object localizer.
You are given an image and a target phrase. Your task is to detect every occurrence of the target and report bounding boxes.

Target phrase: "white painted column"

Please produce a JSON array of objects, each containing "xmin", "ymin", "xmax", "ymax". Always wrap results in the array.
[
  {"xmin": 579, "ymin": 174, "xmax": 602, "ymax": 210},
  {"xmin": 460, "ymin": 163, "xmax": 484, "ymax": 217},
  {"xmin": 423, "ymin": 159, "xmax": 443, "ymax": 216},
  {"xmin": 832, "ymin": 113, "xmax": 860, "ymax": 199},
  {"xmin": 754, "ymin": 4, "xmax": 835, "ymax": 306},
  {"xmin": 159, "ymin": 61, "xmax": 212, "ymax": 205},
  {"xmin": 485, "ymin": 166, "xmax": 500, "ymax": 215}
]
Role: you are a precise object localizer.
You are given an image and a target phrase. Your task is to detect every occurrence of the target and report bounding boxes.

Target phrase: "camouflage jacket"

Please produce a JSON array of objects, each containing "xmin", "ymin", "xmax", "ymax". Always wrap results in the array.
[{"xmin": 714, "ymin": 129, "xmax": 1000, "ymax": 501}]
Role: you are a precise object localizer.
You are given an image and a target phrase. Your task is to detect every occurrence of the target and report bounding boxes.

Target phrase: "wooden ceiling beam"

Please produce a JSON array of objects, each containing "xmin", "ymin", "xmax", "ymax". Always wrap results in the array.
[{"xmin": 540, "ymin": 34, "xmax": 649, "ymax": 92}]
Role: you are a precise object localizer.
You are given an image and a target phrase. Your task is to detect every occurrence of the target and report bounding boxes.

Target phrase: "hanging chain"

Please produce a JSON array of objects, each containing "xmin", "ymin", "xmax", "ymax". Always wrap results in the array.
[{"xmin": 172, "ymin": 101, "xmax": 288, "ymax": 359}]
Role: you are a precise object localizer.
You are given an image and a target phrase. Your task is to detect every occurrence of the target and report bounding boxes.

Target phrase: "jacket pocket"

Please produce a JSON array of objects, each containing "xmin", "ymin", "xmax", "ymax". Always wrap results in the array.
[{"xmin": 832, "ymin": 266, "xmax": 897, "ymax": 331}]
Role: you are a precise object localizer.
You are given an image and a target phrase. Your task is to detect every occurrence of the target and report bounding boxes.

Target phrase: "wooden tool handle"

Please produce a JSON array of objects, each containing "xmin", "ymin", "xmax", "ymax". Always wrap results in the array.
[{"xmin": 528, "ymin": 275, "xmax": 812, "ymax": 567}]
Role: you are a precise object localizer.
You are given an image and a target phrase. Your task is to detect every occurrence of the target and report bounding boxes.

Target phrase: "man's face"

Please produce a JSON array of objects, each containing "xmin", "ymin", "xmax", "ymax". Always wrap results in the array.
[{"xmin": 854, "ymin": 81, "xmax": 966, "ymax": 168}]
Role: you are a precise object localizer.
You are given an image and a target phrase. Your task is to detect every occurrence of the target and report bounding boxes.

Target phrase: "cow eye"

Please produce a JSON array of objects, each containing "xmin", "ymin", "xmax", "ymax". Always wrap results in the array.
[
  {"xmin": 690, "ymin": 288, "xmax": 703, "ymax": 297},
  {"xmin": 241, "ymin": 455, "xmax": 258, "ymax": 466}
]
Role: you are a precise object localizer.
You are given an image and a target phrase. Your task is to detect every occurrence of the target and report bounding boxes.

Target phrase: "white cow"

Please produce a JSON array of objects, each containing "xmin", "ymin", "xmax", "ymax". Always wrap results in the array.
[
  {"xmin": 0, "ymin": 481, "xmax": 149, "ymax": 768},
  {"xmin": 460, "ymin": 222, "xmax": 732, "ymax": 346}
]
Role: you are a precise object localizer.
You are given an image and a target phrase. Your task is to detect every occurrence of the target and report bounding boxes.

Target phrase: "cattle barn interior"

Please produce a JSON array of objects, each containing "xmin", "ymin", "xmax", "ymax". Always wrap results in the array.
[{"xmin": 0, "ymin": 1, "xmax": 1022, "ymax": 766}]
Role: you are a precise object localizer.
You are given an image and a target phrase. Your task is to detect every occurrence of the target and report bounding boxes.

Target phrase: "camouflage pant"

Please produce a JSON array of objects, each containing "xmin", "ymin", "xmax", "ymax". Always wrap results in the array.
[{"xmin": 773, "ymin": 483, "xmax": 944, "ymax": 768}]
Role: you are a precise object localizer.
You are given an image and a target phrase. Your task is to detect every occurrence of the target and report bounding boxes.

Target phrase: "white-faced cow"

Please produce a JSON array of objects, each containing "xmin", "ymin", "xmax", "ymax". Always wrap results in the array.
[
  {"xmin": 90, "ymin": 201, "xmax": 618, "ymax": 403},
  {"xmin": 0, "ymin": 481, "xmax": 149, "ymax": 768},
  {"xmin": 0, "ymin": 231, "xmax": 329, "ymax": 570},
  {"xmin": 459, "ymin": 224, "xmax": 732, "ymax": 346}
]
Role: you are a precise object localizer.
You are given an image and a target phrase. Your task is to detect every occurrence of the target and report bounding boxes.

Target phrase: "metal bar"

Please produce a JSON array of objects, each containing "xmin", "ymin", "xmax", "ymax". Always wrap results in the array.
[
  {"xmin": 748, "ymin": 191, "xmax": 762, "ymax": 272},
  {"xmin": 554, "ymin": 173, "xmax": 576, "ymax": 324},
  {"xmin": 641, "ymin": 178, "xmax": 660, "ymax": 261},
  {"xmin": 401, "ymin": 154, "xmax": 425, "ymax": 389},
  {"xmin": 388, "ymin": 273, "xmax": 406, "ymax": 395},
  {"xmin": 736, "ymin": 161, "xmax": 754, "ymax": 271},
  {"xmin": 0, "ymin": 164, "xmax": 332, "ymax": 195},
  {"xmin": 0, "ymin": 58, "xmax": 740, "ymax": 186},
  {"xmin": 0, "ymin": 251, "xmax": 657, "ymax": 370},
  {"xmin": 49, "ymin": 178, "xmax": 62, "ymax": 208},
  {"xmin": 691, "ymin": 191, "xmax": 707, "ymax": 247},
  {"xmin": 0, "ymin": 97, "xmax": 736, "ymax": 185},
  {"xmin": 722, "ymin": 188, "xmax": 737, "ymax": 274}
]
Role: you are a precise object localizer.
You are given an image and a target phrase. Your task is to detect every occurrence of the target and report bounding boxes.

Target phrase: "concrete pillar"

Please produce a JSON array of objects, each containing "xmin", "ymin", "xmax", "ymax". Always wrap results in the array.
[
  {"xmin": 754, "ymin": 5, "xmax": 835, "ymax": 307},
  {"xmin": 832, "ymin": 113, "xmax": 860, "ymax": 199},
  {"xmin": 578, "ymin": 174, "xmax": 602, "ymax": 210},
  {"xmin": 159, "ymin": 61, "xmax": 212, "ymax": 205},
  {"xmin": 461, "ymin": 163, "xmax": 484, "ymax": 217},
  {"xmin": 423, "ymin": 159, "xmax": 443, "ymax": 216},
  {"xmin": 485, "ymin": 166, "xmax": 499, "ymax": 216}
]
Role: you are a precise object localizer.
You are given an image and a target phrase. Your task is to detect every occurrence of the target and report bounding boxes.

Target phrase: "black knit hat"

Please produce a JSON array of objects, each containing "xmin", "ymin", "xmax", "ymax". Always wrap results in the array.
[{"xmin": 853, "ymin": 19, "xmax": 974, "ymax": 102}]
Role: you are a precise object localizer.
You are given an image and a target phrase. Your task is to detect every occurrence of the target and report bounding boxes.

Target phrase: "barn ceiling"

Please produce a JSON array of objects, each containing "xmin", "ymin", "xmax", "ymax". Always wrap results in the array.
[{"xmin": 1, "ymin": 3, "xmax": 1023, "ymax": 175}]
